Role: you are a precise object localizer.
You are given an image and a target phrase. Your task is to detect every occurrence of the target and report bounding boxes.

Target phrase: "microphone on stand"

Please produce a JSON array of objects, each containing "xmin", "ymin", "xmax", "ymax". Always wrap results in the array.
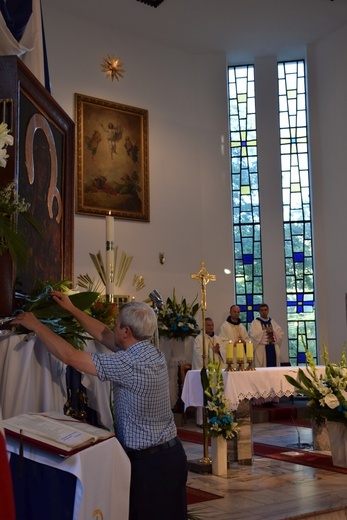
[
  {"xmin": 148, "ymin": 290, "xmax": 163, "ymax": 314},
  {"xmin": 149, "ymin": 290, "xmax": 164, "ymax": 349}
]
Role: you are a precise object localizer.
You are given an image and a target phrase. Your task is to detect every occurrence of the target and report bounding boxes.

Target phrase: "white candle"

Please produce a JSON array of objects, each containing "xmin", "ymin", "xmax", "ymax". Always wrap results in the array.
[
  {"xmin": 246, "ymin": 341, "xmax": 253, "ymax": 360},
  {"xmin": 106, "ymin": 212, "xmax": 114, "ymax": 242},
  {"xmin": 106, "ymin": 212, "xmax": 114, "ymax": 298}
]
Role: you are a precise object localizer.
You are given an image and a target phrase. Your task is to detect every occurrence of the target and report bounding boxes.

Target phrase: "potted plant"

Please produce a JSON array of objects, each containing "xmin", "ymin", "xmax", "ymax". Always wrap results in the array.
[
  {"xmin": 285, "ymin": 345, "xmax": 347, "ymax": 467},
  {"xmin": 157, "ymin": 289, "xmax": 200, "ymax": 340},
  {"xmin": 203, "ymin": 357, "xmax": 239, "ymax": 475}
]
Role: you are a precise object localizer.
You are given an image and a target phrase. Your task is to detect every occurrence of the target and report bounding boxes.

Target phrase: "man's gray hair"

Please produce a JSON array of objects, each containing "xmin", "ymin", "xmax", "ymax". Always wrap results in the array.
[{"xmin": 119, "ymin": 301, "xmax": 157, "ymax": 340}]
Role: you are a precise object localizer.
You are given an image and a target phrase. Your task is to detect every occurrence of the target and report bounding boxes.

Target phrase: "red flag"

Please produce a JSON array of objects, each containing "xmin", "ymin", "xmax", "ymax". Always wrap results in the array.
[{"xmin": 0, "ymin": 412, "xmax": 16, "ymax": 520}]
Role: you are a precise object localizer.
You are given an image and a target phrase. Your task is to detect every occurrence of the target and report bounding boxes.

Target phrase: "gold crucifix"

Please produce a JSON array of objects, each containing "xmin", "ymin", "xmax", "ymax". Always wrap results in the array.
[
  {"xmin": 190, "ymin": 261, "xmax": 216, "ymax": 311},
  {"xmin": 191, "ymin": 261, "xmax": 216, "ymax": 465},
  {"xmin": 190, "ymin": 261, "xmax": 216, "ymax": 367}
]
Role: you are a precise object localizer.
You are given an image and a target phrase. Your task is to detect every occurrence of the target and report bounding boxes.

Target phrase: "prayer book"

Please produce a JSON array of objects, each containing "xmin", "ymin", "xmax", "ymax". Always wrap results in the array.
[{"xmin": 3, "ymin": 411, "xmax": 114, "ymax": 456}]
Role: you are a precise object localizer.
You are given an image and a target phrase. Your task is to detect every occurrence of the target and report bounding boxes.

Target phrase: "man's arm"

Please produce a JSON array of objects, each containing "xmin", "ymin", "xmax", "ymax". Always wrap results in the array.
[
  {"xmin": 12, "ymin": 313, "xmax": 97, "ymax": 375},
  {"xmin": 50, "ymin": 291, "xmax": 116, "ymax": 351},
  {"xmin": 240, "ymin": 324, "xmax": 251, "ymax": 342},
  {"xmin": 272, "ymin": 320, "xmax": 284, "ymax": 346},
  {"xmin": 191, "ymin": 334, "xmax": 203, "ymax": 370},
  {"xmin": 218, "ymin": 321, "xmax": 230, "ymax": 342},
  {"xmin": 249, "ymin": 319, "xmax": 264, "ymax": 345}
]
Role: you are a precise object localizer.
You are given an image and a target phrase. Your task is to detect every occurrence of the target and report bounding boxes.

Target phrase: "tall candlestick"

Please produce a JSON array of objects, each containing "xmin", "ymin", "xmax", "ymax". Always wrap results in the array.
[
  {"xmin": 246, "ymin": 341, "xmax": 253, "ymax": 360},
  {"xmin": 106, "ymin": 212, "xmax": 114, "ymax": 301},
  {"xmin": 226, "ymin": 341, "xmax": 233, "ymax": 360},
  {"xmin": 236, "ymin": 341, "xmax": 244, "ymax": 360}
]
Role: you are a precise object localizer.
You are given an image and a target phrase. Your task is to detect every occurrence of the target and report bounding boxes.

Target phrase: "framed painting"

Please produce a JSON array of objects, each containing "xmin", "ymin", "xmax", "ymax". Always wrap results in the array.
[
  {"xmin": 75, "ymin": 93, "xmax": 149, "ymax": 222},
  {"xmin": 0, "ymin": 56, "xmax": 74, "ymax": 301}
]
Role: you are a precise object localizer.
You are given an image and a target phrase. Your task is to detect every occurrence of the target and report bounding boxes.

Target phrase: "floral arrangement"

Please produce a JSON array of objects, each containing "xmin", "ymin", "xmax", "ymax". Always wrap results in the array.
[
  {"xmin": 204, "ymin": 358, "xmax": 239, "ymax": 440},
  {"xmin": 14, "ymin": 280, "xmax": 101, "ymax": 350},
  {"xmin": 89, "ymin": 299, "xmax": 119, "ymax": 330},
  {"xmin": 0, "ymin": 123, "xmax": 41, "ymax": 267},
  {"xmin": 0, "ymin": 181, "xmax": 42, "ymax": 265},
  {"xmin": 285, "ymin": 344, "xmax": 347, "ymax": 426},
  {"xmin": 157, "ymin": 290, "xmax": 200, "ymax": 340},
  {"xmin": 0, "ymin": 122, "xmax": 13, "ymax": 168}
]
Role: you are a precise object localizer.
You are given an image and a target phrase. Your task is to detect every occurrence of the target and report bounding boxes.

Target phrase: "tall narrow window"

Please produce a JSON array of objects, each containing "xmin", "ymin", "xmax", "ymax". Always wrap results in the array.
[
  {"xmin": 278, "ymin": 60, "xmax": 317, "ymax": 363},
  {"xmin": 228, "ymin": 65, "xmax": 263, "ymax": 326}
]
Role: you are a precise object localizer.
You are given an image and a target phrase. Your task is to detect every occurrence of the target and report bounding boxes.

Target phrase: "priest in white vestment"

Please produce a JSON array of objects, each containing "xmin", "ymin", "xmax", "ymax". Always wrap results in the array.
[
  {"xmin": 219, "ymin": 305, "xmax": 250, "ymax": 345},
  {"xmin": 192, "ymin": 317, "xmax": 225, "ymax": 426},
  {"xmin": 249, "ymin": 303, "xmax": 284, "ymax": 367}
]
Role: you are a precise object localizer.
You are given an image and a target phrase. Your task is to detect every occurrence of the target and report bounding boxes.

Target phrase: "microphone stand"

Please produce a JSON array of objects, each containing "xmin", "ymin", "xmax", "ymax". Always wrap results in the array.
[{"xmin": 149, "ymin": 290, "xmax": 163, "ymax": 349}]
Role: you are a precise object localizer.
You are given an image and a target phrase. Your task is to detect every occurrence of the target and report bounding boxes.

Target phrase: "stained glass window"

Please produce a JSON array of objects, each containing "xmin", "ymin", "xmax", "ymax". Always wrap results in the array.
[
  {"xmin": 228, "ymin": 65, "xmax": 263, "ymax": 326},
  {"xmin": 278, "ymin": 60, "xmax": 317, "ymax": 363},
  {"xmin": 228, "ymin": 60, "xmax": 317, "ymax": 364}
]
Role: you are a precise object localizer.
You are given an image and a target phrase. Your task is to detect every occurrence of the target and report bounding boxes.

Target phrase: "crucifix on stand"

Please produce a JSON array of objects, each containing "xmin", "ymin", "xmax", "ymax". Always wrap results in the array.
[{"xmin": 189, "ymin": 261, "xmax": 216, "ymax": 472}]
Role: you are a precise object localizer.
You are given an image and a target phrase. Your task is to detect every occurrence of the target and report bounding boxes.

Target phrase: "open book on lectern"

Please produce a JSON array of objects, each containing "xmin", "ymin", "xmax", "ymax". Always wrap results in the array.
[{"xmin": 3, "ymin": 411, "xmax": 115, "ymax": 456}]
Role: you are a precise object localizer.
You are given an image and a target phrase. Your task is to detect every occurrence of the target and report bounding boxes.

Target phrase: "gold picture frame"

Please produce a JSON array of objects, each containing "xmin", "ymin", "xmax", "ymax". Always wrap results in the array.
[{"xmin": 75, "ymin": 93, "xmax": 149, "ymax": 221}]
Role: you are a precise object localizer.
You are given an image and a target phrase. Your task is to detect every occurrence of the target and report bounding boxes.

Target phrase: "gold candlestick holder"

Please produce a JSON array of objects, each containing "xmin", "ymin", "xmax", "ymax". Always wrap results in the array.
[
  {"xmin": 247, "ymin": 358, "xmax": 255, "ymax": 370},
  {"xmin": 225, "ymin": 358, "xmax": 234, "ymax": 371},
  {"xmin": 237, "ymin": 358, "xmax": 244, "ymax": 371}
]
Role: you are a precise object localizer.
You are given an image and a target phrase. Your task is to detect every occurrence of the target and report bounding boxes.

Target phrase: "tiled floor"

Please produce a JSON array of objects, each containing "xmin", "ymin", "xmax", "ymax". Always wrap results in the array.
[{"xmin": 183, "ymin": 416, "xmax": 347, "ymax": 520}]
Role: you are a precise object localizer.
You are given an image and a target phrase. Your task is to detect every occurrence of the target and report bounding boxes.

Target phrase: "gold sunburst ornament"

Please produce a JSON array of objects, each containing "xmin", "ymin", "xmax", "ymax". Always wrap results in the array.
[{"xmin": 101, "ymin": 55, "xmax": 125, "ymax": 81}]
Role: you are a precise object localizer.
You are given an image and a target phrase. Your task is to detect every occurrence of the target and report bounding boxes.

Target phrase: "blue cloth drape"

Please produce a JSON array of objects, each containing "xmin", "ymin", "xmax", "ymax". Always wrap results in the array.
[
  {"xmin": 0, "ymin": 0, "xmax": 32, "ymax": 41},
  {"xmin": 10, "ymin": 454, "xmax": 76, "ymax": 520},
  {"xmin": 0, "ymin": 0, "xmax": 51, "ymax": 92}
]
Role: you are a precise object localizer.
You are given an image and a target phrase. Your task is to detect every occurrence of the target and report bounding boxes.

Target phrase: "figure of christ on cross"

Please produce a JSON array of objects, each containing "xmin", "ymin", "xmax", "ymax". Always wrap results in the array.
[{"xmin": 190, "ymin": 261, "xmax": 216, "ymax": 369}]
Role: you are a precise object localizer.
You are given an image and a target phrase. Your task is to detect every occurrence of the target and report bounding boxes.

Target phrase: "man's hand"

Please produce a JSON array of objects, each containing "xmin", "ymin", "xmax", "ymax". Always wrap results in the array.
[
  {"xmin": 12, "ymin": 312, "xmax": 41, "ymax": 332},
  {"xmin": 212, "ymin": 342, "xmax": 221, "ymax": 354},
  {"xmin": 50, "ymin": 290, "xmax": 76, "ymax": 312}
]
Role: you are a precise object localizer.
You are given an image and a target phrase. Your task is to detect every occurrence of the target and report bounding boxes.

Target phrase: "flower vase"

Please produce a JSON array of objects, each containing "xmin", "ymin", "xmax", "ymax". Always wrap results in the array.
[
  {"xmin": 327, "ymin": 421, "xmax": 347, "ymax": 467},
  {"xmin": 0, "ymin": 250, "xmax": 15, "ymax": 318},
  {"xmin": 211, "ymin": 436, "xmax": 228, "ymax": 476},
  {"xmin": 312, "ymin": 419, "xmax": 331, "ymax": 451}
]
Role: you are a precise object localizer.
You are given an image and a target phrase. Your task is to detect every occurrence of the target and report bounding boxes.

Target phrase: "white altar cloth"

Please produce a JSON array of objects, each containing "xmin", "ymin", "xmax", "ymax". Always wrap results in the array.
[
  {"xmin": 0, "ymin": 333, "xmax": 66, "ymax": 419},
  {"xmin": 0, "ymin": 333, "xmax": 113, "ymax": 431},
  {"xmin": 6, "ymin": 436, "xmax": 130, "ymax": 520},
  {"xmin": 182, "ymin": 366, "xmax": 326, "ymax": 410}
]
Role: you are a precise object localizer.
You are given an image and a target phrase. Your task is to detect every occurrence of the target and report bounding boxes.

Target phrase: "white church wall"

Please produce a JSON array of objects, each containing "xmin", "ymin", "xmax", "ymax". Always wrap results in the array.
[
  {"xmin": 254, "ymin": 56, "xmax": 289, "ymax": 361},
  {"xmin": 42, "ymin": 5, "xmax": 234, "ymax": 328},
  {"xmin": 307, "ymin": 24, "xmax": 347, "ymax": 362},
  {"xmin": 42, "ymin": 5, "xmax": 347, "ymax": 356}
]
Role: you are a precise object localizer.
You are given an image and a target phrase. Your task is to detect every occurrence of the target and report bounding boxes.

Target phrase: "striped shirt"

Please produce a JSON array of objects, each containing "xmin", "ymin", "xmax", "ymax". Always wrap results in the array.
[{"xmin": 91, "ymin": 340, "xmax": 177, "ymax": 449}]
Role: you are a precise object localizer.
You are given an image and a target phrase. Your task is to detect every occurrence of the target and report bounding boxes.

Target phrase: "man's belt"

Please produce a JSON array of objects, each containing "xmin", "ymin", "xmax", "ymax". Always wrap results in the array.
[{"xmin": 125, "ymin": 436, "xmax": 179, "ymax": 459}]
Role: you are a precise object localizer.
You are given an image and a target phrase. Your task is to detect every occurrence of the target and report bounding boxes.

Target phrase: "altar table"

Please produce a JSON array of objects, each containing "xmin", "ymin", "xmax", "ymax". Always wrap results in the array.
[
  {"xmin": 182, "ymin": 366, "xmax": 326, "ymax": 464},
  {"xmin": 6, "ymin": 436, "xmax": 130, "ymax": 520},
  {"xmin": 181, "ymin": 366, "xmax": 326, "ymax": 410}
]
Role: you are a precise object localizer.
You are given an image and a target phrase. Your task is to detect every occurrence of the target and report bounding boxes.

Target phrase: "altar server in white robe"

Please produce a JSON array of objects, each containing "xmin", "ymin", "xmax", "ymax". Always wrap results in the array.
[
  {"xmin": 192, "ymin": 318, "xmax": 225, "ymax": 426},
  {"xmin": 249, "ymin": 303, "xmax": 284, "ymax": 367}
]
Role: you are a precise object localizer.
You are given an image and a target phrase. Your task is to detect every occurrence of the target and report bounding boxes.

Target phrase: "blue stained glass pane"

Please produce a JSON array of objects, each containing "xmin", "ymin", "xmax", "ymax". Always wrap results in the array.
[
  {"xmin": 293, "ymin": 252, "xmax": 304, "ymax": 262},
  {"xmin": 243, "ymin": 254, "xmax": 254, "ymax": 264}
]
